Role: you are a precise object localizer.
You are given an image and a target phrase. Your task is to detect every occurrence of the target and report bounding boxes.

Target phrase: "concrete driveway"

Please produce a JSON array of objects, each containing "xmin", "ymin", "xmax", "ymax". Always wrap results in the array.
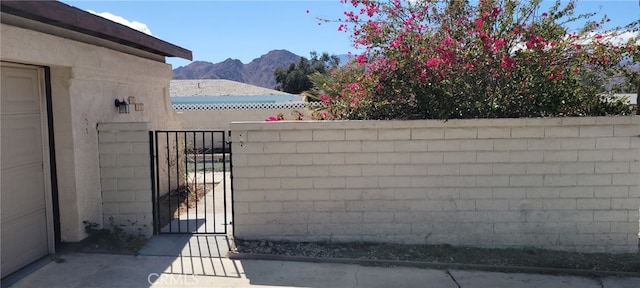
[{"xmin": 7, "ymin": 235, "xmax": 640, "ymax": 288}]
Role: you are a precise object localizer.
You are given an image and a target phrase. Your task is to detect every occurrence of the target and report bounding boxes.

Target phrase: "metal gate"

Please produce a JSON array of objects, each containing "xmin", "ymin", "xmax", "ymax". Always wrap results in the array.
[{"xmin": 150, "ymin": 130, "xmax": 232, "ymax": 234}]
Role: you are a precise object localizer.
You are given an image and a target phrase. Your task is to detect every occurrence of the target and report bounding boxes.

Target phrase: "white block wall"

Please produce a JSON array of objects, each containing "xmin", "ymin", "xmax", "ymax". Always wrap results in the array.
[
  {"xmin": 230, "ymin": 117, "xmax": 640, "ymax": 253},
  {"xmin": 98, "ymin": 122, "xmax": 152, "ymax": 237}
]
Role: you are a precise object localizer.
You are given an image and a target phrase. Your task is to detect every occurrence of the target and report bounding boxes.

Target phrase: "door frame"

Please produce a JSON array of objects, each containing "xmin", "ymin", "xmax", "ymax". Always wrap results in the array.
[{"xmin": 1, "ymin": 61, "xmax": 60, "ymax": 257}]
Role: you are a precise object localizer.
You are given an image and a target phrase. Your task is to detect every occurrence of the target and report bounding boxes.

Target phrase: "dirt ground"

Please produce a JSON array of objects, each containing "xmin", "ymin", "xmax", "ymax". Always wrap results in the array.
[
  {"xmin": 157, "ymin": 183, "xmax": 213, "ymax": 229},
  {"xmin": 234, "ymin": 239, "xmax": 640, "ymax": 273}
]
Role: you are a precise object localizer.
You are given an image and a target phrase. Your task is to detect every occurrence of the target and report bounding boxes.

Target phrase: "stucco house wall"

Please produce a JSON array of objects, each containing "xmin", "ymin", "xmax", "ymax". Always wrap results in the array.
[{"xmin": 1, "ymin": 18, "xmax": 182, "ymax": 242}]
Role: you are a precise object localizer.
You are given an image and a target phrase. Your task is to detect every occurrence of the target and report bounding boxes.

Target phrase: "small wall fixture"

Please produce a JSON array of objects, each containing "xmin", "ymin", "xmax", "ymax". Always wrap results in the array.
[
  {"xmin": 126, "ymin": 96, "xmax": 144, "ymax": 112},
  {"xmin": 114, "ymin": 98, "xmax": 129, "ymax": 114}
]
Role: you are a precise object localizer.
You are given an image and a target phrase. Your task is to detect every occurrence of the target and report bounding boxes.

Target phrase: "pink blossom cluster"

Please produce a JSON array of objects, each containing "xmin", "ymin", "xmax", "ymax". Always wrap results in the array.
[{"xmin": 312, "ymin": 0, "xmax": 637, "ymax": 119}]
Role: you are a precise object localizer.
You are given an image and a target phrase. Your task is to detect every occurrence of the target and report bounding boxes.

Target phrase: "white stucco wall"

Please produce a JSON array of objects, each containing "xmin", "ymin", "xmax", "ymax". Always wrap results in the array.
[
  {"xmin": 177, "ymin": 108, "xmax": 312, "ymax": 131},
  {"xmin": 1, "ymin": 23, "xmax": 180, "ymax": 241},
  {"xmin": 231, "ymin": 117, "xmax": 640, "ymax": 253}
]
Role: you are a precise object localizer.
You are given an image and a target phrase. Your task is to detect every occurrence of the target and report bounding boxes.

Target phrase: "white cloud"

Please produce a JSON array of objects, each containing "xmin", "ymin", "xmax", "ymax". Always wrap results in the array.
[{"xmin": 86, "ymin": 10, "xmax": 152, "ymax": 36}]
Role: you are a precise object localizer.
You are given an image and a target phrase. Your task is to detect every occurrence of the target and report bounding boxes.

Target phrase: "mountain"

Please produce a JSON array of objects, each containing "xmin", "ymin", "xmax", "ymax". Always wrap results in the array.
[
  {"xmin": 173, "ymin": 50, "xmax": 302, "ymax": 89},
  {"xmin": 337, "ymin": 54, "xmax": 352, "ymax": 66}
]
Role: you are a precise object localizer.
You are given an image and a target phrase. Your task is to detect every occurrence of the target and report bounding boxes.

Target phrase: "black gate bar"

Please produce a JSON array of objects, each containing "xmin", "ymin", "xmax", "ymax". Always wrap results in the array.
[{"xmin": 150, "ymin": 130, "xmax": 232, "ymax": 234}]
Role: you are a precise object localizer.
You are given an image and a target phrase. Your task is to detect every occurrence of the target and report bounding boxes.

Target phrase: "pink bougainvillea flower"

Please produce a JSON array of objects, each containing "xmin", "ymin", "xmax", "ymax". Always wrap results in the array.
[
  {"xmin": 463, "ymin": 63, "xmax": 475, "ymax": 70},
  {"xmin": 356, "ymin": 54, "xmax": 368, "ymax": 65},
  {"xmin": 491, "ymin": 7, "xmax": 503, "ymax": 17},
  {"xmin": 365, "ymin": 3, "xmax": 378, "ymax": 17},
  {"xmin": 474, "ymin": 17, "xmax": 484, "ymax": 30},
  {"xmin": 493, "ymin": 39, "xmax": 507, "ymax": 51},
  {"xmin": 266, "ymin": 113, "xmax": 285, "ymax": 122},
  {"xmin": 500, "ymin": 56, "xmax": 515, "ymax": 69},
  {"xmin": 555, "ymin": 73, "xmax": 562, "ymax": 80},
  {"xmin": 319, "ymin": 94, "xmax": 331, "ymax": 103},
  {"xmin": 426, "ymin": 58, "xmax": 442, "ymax": 67},
  {"xmin": 314, "ymin": 0, "xmax": 635, "ymax": 120}
]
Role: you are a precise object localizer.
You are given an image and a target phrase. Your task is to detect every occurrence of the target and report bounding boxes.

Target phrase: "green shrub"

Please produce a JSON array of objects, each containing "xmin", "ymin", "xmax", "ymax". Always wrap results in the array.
[{"xmin": 310, "ymin": 0, "xmax": 637, "ymax": 120}]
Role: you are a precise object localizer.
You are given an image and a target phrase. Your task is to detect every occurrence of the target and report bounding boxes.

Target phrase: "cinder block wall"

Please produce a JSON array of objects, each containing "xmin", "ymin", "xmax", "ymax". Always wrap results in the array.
[
  {"xmin": 98, "ymin": 122, "xmax": 152, "ymax": 237},
  {"xmin": 230, "ymin": 117, "xmax": 640, "ymax": 253}
]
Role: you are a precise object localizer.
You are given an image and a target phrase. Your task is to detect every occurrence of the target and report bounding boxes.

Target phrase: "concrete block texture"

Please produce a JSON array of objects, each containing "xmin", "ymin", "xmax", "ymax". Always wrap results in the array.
[
  {"xmin": 230, "ymin": 117, "xmax": 639, "ymax": 253},
  {"xmin": 98, "ymin": 122, "xmax": 152, "ymax": 238}
]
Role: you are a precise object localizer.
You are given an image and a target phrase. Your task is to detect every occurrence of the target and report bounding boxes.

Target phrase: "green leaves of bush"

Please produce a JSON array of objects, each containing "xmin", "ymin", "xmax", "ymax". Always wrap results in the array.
[{"xmin": 313, "ymin": 0, "xmax": 637, "ymax": 120}]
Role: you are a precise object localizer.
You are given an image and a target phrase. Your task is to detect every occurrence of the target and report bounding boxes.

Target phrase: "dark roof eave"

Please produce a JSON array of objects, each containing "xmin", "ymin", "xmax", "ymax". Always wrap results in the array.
[{"xmin": 0, "ymin": 1, "xmax": 193, "ymax": 61}]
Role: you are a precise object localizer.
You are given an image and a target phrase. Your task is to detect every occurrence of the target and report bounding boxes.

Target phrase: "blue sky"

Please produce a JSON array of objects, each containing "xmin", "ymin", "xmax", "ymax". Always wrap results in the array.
[{"xmin": 65, "ymin": 1, "xmax": 639, "ymax": 69}]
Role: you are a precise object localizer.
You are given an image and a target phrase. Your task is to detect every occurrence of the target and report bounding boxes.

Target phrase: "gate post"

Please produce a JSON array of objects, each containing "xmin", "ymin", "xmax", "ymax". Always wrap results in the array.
[
  {"xmin": 228, "ymin": 130, "xmax": 234, "ymax": 239},
  {"xmin": 149, "ymin": 130, "xmax": 158, "ymax": 234},
  {"xmin": 97, "ymin": 122, "xmax": 153, "ymax": 238}
]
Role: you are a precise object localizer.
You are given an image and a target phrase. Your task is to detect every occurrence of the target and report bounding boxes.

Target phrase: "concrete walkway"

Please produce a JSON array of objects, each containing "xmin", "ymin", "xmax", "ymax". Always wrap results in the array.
[
  {"xmin": 160, "ymin": 172, "xmax": 231, "ymax": 234},
  {"xmin": 8, "ymin": 235, "xmax": 640, "ymax": 288}
]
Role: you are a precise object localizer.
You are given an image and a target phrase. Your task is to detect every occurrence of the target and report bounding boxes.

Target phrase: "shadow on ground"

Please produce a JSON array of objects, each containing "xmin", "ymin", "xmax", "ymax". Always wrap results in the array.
[{"xmin": 8, "ymin": 234, "xmax": 640, "ymax": 288}]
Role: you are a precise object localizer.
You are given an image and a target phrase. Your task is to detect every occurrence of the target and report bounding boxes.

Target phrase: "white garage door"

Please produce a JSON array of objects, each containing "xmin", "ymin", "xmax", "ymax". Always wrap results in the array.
[{"xmin": 1, "ymin": 64, "xmax": 51, "ymax": 278}]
